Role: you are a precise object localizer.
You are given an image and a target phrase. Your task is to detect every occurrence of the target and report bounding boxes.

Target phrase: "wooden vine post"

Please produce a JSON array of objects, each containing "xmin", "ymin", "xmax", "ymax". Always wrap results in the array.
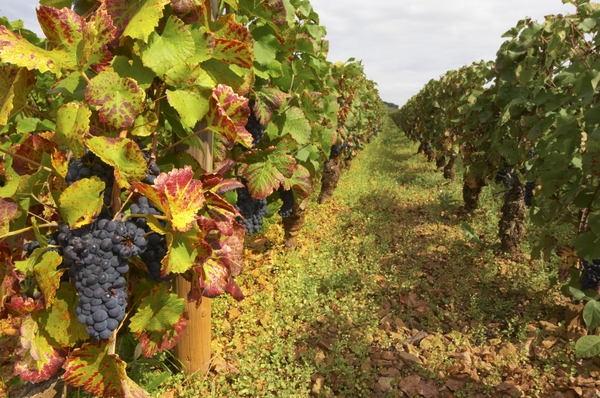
[
  {"xmin": 173, "ymin": 0, "xmax": 219, "ymax": 375},
  {"xmin": 173, "ymin": 124, "xmax": 214, "ymax": 375}
]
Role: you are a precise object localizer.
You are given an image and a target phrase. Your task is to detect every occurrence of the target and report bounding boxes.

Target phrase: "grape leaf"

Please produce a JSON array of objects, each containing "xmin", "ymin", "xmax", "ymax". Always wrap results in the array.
[
  {"xmin": 112, "ymin": 54, "xmax": 155, "ymax": 90},
  {"xmin": 129, "ymin": 284, "xmax": 185, "ymax": 333},
  {"xmin": 4, "ymin": 295, "xmax": 43, "ymax": 317},
  {"xmin": 0, "ymin": 19, "xmax": 72, "ymax": 77},
  {"xmin": 188, "ymin": 26, "xmax": 215, "ymax": 64},
  {"xmin": 164, "ymin": 62, "xmax": 216, "ymax": 89},
  {"xmin": 254, "ymin": 87, "xmax": 291, "ymax": 125},
  {"xmin": 138, "ymin": 313, "xmax": 187, "ymax": 358},
  {"xmin": 239, "ymin": 139, "xmax": 296, "ymax": 199},
  {"xmin": 33, "ymin": 251, "xmax": 63, "ymax": 309},
  {"xmin": 0, "ymin": 198, "xmax": 19, "ymax": 235},
  {"xmin": 171, "ymin": 0, "xmax": 205, "ymax": 16},
  {"xmin": 252, "ymin": 25, "xmax": 279, "ymax": 66},
  {"xmin": 63, "ymin": 343, "xmax": 150, "ymax": 397},
  {"xmin": 101, "ymin": 0, "xmax": 170, "ymax": 43},
  {"xmin": 131, "ymin": 111, "xmax": 158, "ymax": 137},
  {"xmin": 13, "ymin": 315, "xmax": 65, "ymax": 383},
  {"xmin": 212, "ymin": 37, "xmax": 254, "ymax": 69},
  {"xmin": 86, "ymin": 136, "xmax": 147, "ymax": 187},
  {"xmin": 166, "ymin": 87, "xmax": 210, "ymax": 129},
  {"xmin": 0, "ymin": 65, "xmax": 33, "ymax": 126},
  {"xmin": 55, "ymin": 102, "xmax": 91, "ymax": 159},
  {"xmin": 11, "ymin": 134, "xmax": 56, "ymax": 175},
  {"xmin": 164, "ymin": 230, "xmax": 197, "ymax": 275},
  {"xmin": 36, "ymin": 283, "xmax": 88, "ymax": 346},
  {"xmin": 196, "ymin": 245, "xmax": 244, "ymax": 301},
  {"xmin": 152, "ymin": 166, "xmax": 206, "ymax": 232},
  {"xmin": 128, "ymin": 284, "xmax": 187, "ymax": 357},
  {"xmin": 281, "ymin": 163, "xmax": 312, "ymax": 199},
  {"xmin": 58, "ymin": 177, "xmax": 105, "ymax": 228},
  {"xmin": 206, "ymin": 84, "xmax": 253, "ymax": 148},
  {"xmin": 78, "ymin": 8, "xmax": 117, "ymax": 73},
  {"xmin": 224, "ymin": 221, "xmax": 245, "ymax": 276},
  {"xmin": 137, "ymin": 15, "xmax": 195, "ymax": 77},
  {"xmin": 280, "ymin": 106, "xmax": 311, "ymax": 145},
  {"xmin": 85, "ymin": 71, "xmax": 146, "ymax": 129}
]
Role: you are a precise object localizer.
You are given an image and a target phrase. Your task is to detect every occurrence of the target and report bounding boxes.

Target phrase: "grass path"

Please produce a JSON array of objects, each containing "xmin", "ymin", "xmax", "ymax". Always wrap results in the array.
[{"xmin": 161, "ymin": 118, "xmax": 592, "ymax": 398}]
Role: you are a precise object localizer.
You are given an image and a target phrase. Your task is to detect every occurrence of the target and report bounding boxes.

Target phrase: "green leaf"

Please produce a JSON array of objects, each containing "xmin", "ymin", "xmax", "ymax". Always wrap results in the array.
[
  {"xmin": 0, "ymin": 65, "xmax": 32, "ymax": 126},
  {"xmin": 575, "ymin": 232, "xmax": 600, "ymax": 261},
  {"xmin": 575, "ymin": 335, "xmax": 600, "ymax": 358},
  {"xmin": 86, "ymin": 136, "xmax": 147, "ymax": 187},
  {"xmin": 166, "ymin": 87, "xmax": 210, "ymax": 129},
  {"xmin": 85, "ymin": 71, "xmax": 146, "ymax": 129},
  {"xmin": 120, "ymin": 0, "xmax": 170, "ymax": 43},
  {"xmin": 131, "ymin": 112, "xmax": 158, "ymax": 137},
  {"xmin": 128, "ymin": 283, "xmax": 185, "ymax": 333},
  {"xmin": 584, "ymin": 300, "xmax": 600, "ymax": 330},
  {"xmin": 570, "ymin": 286, "xmax": 588, "ymax": 301},
  {"xmin": 112, "ymin": 54, "xmax": 155, "ymax": 90},
  {"xmin": 55, "ymin": 102, "xmax": 91, "ymax": 159},
  {"xmin": 138, "ymin": 16, "xmax": 195, "ymax": 77},
  {"xmin": 0, "ymin": 10, "xmax": 75, "ymax": 77},
  {"xmin": 252, "ymin": 26, "xmax": 279, "ymax": 66},
  {"xmin": 63, "ymin": 343, "xmax": 150, "ymax": 397},
  {"xmin": 164, "ymin": 62, "xmax": 215, "ymax": 90},
  {"xmin": 58, "ymin": 177, "xmax": 105, "ymax": 228},
  {"xmin": 37, "ymin": 283, "xmax": 89, "ymax": 346},
  {"xmin": 33, "ymin": 251, "xmax": 63, "ymax": 309},
  {"xmin": 188, "ymin": 26, "xmax": 215, "ymax": 64},
  {"xmin": 165, "ymin": 230, "xmax": 197, "ymax": 274},
  {"xmin": 128, "ymin": 279, "xmax": 188, "ymax": 357},
  {"xmin": 281, "ymin": 106, "xmax": 311, "ymax": 145}
]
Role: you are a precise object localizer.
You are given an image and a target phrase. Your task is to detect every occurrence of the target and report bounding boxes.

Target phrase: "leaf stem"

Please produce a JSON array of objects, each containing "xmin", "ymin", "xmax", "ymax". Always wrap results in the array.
[{"xmin": 0, "ymin": 222, "xmax": 58, "ymax": 240}]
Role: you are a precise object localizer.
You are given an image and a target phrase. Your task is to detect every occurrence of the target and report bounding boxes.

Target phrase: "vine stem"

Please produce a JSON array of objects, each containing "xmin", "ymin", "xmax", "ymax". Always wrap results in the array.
[
  {"xmin": 159, "ymin": 127, "xmax": 211, "ymax": 158},
  {"xmin": 0, "ymin": 222, "xmax": 58, "ymax": 240},
  {"xmin": 578, "ymin": 180, "xmax": 600, "ymax": 234},
  {"xmin": 121, "ymin": 213, "xmax": 167, "ymax": 223},
  {"xmin": 0, "ymin": 147, "xmax": 61, "ymax": 177}
]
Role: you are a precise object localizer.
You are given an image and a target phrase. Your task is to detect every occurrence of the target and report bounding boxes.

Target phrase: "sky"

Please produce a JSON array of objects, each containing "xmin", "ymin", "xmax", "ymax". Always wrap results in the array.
[{"xmin": 0, "ymin": 0, "xmax": 577, "ymax": 107}]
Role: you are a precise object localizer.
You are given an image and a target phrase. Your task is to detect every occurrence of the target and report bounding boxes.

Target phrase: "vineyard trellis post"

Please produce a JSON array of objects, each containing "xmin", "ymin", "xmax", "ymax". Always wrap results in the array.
[{"xmin": 173, "ymin": 123, "xmax": 214, "ymax": 374}]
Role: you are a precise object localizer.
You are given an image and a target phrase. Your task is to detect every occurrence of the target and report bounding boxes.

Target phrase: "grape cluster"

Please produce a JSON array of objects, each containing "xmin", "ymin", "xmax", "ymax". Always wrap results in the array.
[
  {"xmin": 245, "ymin": 100, "xmax": 265, "ymax": 147},
  {"xmin": 235, "ymin": 183, "xmax": 268, "ymax": 234},
  {"xmin": 23, "ymin": 237, "xmax": 60, "ymax": 257},
  {"xmin": 581, "ymin": 259, "xmax": 600, "ymax": 292},
  {"xmin": 141, "ymin": 151, "xmax": 160, "ymax": 185},
  {"xmin": 58, "ymin": 217, "xmax": 148, "ymax": 340},
  {"xmin": 524, "ymin": 182, "xmax": 535, "ymax": 207},
  {"xmin": 494, "ymin": 169, "xmax": 514, "ymax": 189},
  {"xmin": 330, "ymin": 142, "xmax": 348, "ymax": 158},
  {"xmin": 130, "ymin": 197, "xmax": 169, "ymax": 282},
  {"xmin": 278, "ymin": 187, "xmax": 294, "ymax": 218},
  {"xmin": 65, "ymin": 151, "xmax": 115, "ymax": 211}
]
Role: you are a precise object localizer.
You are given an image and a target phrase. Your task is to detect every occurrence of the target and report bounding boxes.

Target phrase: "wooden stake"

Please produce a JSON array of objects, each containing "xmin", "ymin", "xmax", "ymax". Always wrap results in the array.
[{"xmin": 173, "ymin": 122, "xmax": 214, "ymax": 374}]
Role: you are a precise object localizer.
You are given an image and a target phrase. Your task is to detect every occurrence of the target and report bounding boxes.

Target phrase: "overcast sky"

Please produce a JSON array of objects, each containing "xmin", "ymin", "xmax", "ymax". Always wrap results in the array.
[{"xmin": 1, "ymin": 0, "xmax": 576, "ymax": 106}]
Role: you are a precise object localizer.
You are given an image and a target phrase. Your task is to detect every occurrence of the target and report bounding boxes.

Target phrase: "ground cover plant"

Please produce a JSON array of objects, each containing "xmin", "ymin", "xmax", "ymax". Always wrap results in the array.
[{"xmin": 141, "ymin": 118, "xmax": 596, "ymax": 397}]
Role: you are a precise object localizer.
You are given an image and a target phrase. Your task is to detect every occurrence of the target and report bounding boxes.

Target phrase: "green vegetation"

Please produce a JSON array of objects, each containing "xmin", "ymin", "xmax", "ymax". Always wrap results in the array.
[{"xmin": 143, "ymin": 118, "xmax": 591, "ymax": 397}]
